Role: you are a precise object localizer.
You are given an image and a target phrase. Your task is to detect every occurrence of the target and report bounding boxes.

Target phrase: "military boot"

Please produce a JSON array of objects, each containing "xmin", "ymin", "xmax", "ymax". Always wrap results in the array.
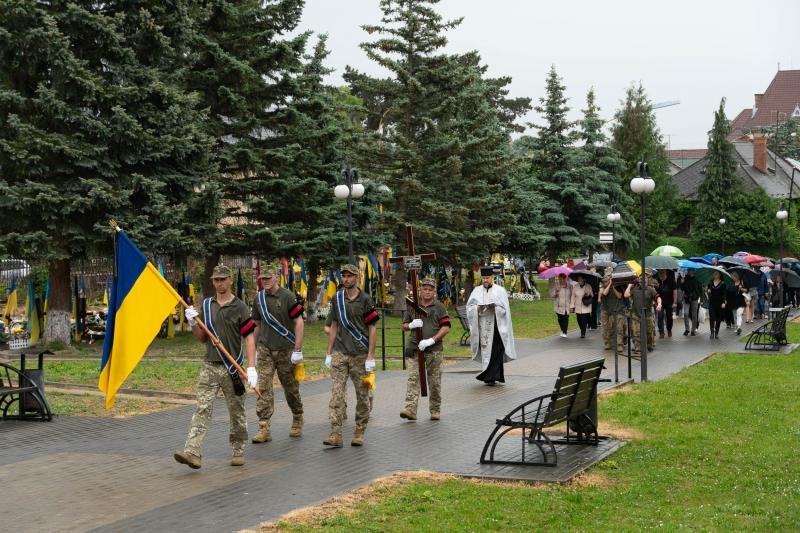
[
  {"xmin": 174, "ymin": 451, "xmax": 201, "ymax": 469},
  {"xmin": 251, "ymin": 420, "xmax": 272, "ymax": 443},
  {"xmin": 323, "ymin": 431, "xmax": 342, "ymax": 447},
  {"xmin": 289, "ymin": 414, "xmax": 303, "ymax": 438},
  {"xmin": 351, "ymin": 426, "xmax": 365, "ymax": 447},
  {"xmin": 399, "ymin": 408, "xmax": 417, "ymax": 421}
]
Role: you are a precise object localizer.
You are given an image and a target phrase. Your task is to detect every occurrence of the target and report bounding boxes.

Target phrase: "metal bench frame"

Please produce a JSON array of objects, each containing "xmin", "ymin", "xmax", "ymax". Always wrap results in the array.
[
  {"xmin": 0, "ymin": 351, "xmax": 53, "ymax": 421},
  {"xmin": 479, "ymin": 358, "xmax": 605, "ymax": 467},
  {"xmin": 745, "ymin": 307, "xmax": 790, "ymax": 351}
]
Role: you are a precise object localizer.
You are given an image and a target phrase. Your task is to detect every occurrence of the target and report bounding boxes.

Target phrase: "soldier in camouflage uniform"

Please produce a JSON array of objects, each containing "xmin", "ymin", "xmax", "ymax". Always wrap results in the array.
[
  {"xmin": 400, "ymin": 277, "xmax": 451, "ymax": 421},
  {"xmin": 599, "ymin": 274, "xmax": 627, "ymax": 353},
  {"xmin": 251, "ymin": 266, "xmax": 305, "ymax": 443},
  {"xmin": 323, "ymin": 263, "xmax": 379, "ymax": 447},
  {"xmin": 626, "ymin": 273, "xmax": 660, "ymax": 353},
  {"xmin": 174, "ymin": 265, "xmax": 258, "ymax": 469}
]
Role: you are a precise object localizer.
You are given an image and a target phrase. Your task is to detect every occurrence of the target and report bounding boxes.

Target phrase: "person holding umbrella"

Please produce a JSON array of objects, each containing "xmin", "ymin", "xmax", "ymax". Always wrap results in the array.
[
  {"xmin": 570, "ymin": 273, "xmax": 594, "ymax": 338},
  {"xmin": 681, "ymin": 268, "xmax": 702, "ymax": 336},
  {"xmin": 548, "ymin": 273, "xmax": 572, "ymax": 337},
  {"xmin": 655, "ymin": 269, "xmax": 677, "ymax": 338},
  {"xmin": 727, "ymin": 271, "xmax": 747, "ymax": 335},
  {"xmin": 706, "ymin": 269, "xmax": 728, "ymax": 339}
]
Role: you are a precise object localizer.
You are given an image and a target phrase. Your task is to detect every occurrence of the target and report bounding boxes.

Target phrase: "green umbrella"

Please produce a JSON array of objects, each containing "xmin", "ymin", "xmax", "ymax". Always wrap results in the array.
[
  {"xmin": 650, "ymin": 245, "xmax": 684, "ymax": 257},
  {"xmin": 644, "ymin": 255, "xmax": 680, "ymax": 270},
  {"xmin": 694, "ymin": 265, "xmax": 734, "ymax": 288}
]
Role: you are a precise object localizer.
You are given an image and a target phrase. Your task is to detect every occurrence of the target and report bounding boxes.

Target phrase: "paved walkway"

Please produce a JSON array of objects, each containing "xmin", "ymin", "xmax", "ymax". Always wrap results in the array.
[{"xmin": 0, "ymin": 313, "xmax": 792, "ymax": 533}]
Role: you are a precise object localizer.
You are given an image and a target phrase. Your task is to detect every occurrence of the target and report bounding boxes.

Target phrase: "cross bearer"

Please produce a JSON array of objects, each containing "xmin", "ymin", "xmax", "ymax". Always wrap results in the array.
[{"xmin": 400, "ymin": 277, "xmax": 451, "ymax": 421}]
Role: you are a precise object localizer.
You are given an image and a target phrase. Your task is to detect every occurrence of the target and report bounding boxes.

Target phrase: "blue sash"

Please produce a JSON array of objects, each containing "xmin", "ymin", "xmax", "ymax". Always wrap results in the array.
[
  {"xmin": 336, "ymin": 289, "xmax": 368, "ymax": 349},
  {"xmin": 257, "ymin": 290, "xmax": 296, "ymax": 345},
  {"xmin": 203, "ymin": 297, "xmax": 244, "ymax": 374}
]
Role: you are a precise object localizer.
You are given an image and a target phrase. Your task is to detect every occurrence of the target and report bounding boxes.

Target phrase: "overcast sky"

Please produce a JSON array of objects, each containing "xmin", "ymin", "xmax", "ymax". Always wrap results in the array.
[{"xmin": 297, "ymin": 0, "xmax": 800, "ymax": 150}]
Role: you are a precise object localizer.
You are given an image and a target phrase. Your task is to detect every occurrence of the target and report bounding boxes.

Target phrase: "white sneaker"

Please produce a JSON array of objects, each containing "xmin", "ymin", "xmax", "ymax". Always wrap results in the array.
[{"xmin": 560, "ymin": 333, "xmax": 567, "ymax": 338}]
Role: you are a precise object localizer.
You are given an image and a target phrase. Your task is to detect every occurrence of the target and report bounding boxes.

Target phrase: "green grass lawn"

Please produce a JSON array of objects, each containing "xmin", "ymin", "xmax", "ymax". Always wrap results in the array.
[{"xmin": 268, "ymin": 351, "xmax": 800, "ymax": 532}]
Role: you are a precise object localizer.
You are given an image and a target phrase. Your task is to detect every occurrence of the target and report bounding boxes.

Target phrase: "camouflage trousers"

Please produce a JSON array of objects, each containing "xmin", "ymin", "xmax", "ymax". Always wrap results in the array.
[
  {"xmin": 404, "ymin": 350, "xmax": 443, "ymax": 415},
  {"xmin": 630, "ymin": 311, "xmax": 656, "ymax": 351},
  {"xmin": 602, "ymin": 310, "xmax": 627, "ymax": 353},
  {"xmin": 328, "ymin": 351, "xmax": 370, "ymax": 433},
  {"xmin": 255, "ymin": 345, "xmax": 303, "ymax": 421},
  {"xmin": 183, "ymin": 362, "xmax": 248, "ymax": 457}
]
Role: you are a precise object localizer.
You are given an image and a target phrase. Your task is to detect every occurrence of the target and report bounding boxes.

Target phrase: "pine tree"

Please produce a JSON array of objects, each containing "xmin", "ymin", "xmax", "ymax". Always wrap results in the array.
[
  {"xmin": 0, "ymin": 1, "xmax": 212, "ymax": 343},
  {"xmin": 528, "ymin": 65, "xmax": 581, "ymax": 261},
  {"xmin": 345, "ymin": 0, "xmax": 529, "ymax": 304},
  {"xmin": 577, "ymin": 88, "xmax": 635, "ymax": 255},
  {"xmin": 611, "ymin": 83, "xmax": 677, "ymax": 241},
  {"xmin": 691, "ymin": 98, "xmax": 775, "ymax": 250}
]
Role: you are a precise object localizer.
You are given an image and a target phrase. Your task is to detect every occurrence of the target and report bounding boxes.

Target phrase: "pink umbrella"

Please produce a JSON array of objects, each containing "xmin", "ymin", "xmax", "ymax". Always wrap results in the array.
[
  {"xmin": 744, "ymin": 254, "xmax": 767, "ymax": 265},
  {"xmin": 538, "ymin": 265, "xmax": 573, "ymax": 279}
]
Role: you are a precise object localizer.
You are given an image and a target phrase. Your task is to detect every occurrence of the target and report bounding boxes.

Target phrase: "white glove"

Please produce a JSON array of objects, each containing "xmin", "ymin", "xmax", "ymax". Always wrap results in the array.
[
  {"xmin": 246, "ymin": 367, "xmax": 258, "ymax": 389},
  {"xmin": 365, "ymin": 358, "xmax": 376, "ymax": 372},
  {"xmin": 418, "ymin": 338, "xmax": 435, "ymax": 351},
  {"xmin": 184, "ymin": 306, "xmax": 199, "ymax": 327},
  {"xmin": 408, "ymin": 318, "xmax": 424, "ymax": 330},
  {"xmin": 325, "ymin": 354, "xmax": 332, "ymax": 369},
  {"xmin": 290, "ymin": 351, "xmax": 303, "ymax": 364}
]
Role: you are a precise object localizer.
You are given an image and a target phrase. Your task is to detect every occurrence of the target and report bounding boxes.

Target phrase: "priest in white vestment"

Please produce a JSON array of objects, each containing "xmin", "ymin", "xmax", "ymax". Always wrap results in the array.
[{"xmin": 466, "ymin": 265, "xmax": 517, "ymax": 384}]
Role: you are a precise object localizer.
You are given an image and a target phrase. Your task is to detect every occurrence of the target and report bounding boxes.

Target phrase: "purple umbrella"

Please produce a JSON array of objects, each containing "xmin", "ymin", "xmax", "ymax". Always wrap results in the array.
[{"xmin": 538, "ymin": 265, "xmax": 573, "ymax": 279}]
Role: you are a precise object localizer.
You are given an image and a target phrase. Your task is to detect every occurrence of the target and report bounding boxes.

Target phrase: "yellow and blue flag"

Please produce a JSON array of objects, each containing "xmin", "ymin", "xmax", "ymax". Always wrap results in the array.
[
  {"xmin": 99, "ymin": 230, "xmax": 182, "ymax": 409},
  {"xmin": 26, "ymin": 279, "xmax": 40, "ymax": 344},
  {"xmin": 3, "ymin": 276, "xmax": 17, "ymax": 326}
]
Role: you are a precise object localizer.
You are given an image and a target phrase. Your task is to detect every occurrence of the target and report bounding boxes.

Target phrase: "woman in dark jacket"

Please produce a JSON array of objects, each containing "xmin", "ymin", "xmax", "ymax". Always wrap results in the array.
[
  {"xmin": 727, "ymin": 271, "xmax": 747, "ymax": 335},
  {"xmin": 706, "ymin": 270, "xmax": 728, "ymax": 339}
]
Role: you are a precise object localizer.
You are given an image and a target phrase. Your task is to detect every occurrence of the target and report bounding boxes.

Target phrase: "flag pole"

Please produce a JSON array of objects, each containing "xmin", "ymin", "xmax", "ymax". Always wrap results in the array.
[{"xmin": 109, "ymin": 221, "xmax": 262, "ymax": 399}]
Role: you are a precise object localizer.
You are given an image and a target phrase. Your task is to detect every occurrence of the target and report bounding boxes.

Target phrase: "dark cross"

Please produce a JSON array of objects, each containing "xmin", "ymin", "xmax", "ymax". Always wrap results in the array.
[{"xmin": 389, "ymin": 224, "xmax": 436, "ymax": 396}]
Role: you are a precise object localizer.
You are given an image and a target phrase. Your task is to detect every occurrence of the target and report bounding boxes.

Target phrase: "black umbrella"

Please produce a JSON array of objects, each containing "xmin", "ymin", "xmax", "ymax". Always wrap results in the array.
[
  {"xmin": 727, "ymin": 266, "xmax": 761, "ymax": 287},
  {"xmin": 568, "ymin": 269, "xmax": 600, "ymax": 281},
  {"xmin": 591, "ymin": 260, "xmax": 617, "ymax": 269},
  {"xmin": 770, "ymin": 268, "xmax": 800, "ymax": 288},
  {"xmin": 719, "ymin": 255, "xmax": 748, "ymax": 267}
]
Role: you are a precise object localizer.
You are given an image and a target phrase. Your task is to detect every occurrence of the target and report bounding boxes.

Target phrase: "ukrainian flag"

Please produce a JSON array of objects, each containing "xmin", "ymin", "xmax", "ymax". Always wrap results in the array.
[
  {"xmin": 26, "ymin": 279, "xmax": 40, "ymax": 344},
  {"xmin": 3, "ymin": 276, "xmax": 17, "ymax": 326},
  {"xmin": 99, "ymin": 230, "xmax": 182, "ymax": 409}
]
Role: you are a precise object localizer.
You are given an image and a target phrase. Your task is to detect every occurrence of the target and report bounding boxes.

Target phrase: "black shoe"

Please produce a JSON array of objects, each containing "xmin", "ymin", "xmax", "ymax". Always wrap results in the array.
[
  {"xmin": 659, "ymin": 333, "xmax": 665, "ymax": 339},
  {"xmin": 683, "ymin": 330, "xmax": 689, "ymax": 336},
  {"xmin": 690, "ymin": 331, "xmax": 696, "ymax": 336}
]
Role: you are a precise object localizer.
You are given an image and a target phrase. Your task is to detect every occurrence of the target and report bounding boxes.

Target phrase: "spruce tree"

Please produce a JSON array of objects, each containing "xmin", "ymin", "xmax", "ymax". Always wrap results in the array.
[
  {"xmin": 611, "ymin": 83, "xmax": 677, "ymax": 241},
  {"xmin": 0, "ymin": 1, "xmax": 212, "ymax": 343},
  {"xmin": 345, "ymin": 0, "xmax": 529, "ymax": 304},
  {"xmin": 528, "ymin": 65, "xmax": 580, "ymax": 261},
  {"xmin": 577, "ymin": 88, "xmax": 635, "ymax": 255}
]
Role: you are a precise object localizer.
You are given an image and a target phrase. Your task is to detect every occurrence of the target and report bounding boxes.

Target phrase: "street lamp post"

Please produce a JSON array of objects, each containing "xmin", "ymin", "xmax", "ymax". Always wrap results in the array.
[
  {"xmin": 607, "ymin": 205, "xmax": 621, "ymax": 258},
  {"xmin": 719, "ymin": 217, "xmax": 726, "ymax": 254},
  {"xmin": 777, "ymin": 204, "xmax": 788, "ymax": 307},
  {"xmin": 334, "ymin": 168, "xmax": 365, "ymax": 264},
  {"xmin": 630, "ymin": 161, "xmax": 656, "ymax": 382}
]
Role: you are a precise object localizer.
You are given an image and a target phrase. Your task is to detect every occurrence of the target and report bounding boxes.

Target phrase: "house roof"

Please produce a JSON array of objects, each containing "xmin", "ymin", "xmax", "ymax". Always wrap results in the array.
[
  {"xmin": 672, "ymin": 142, "xmax": 792, "ymax": 199},
  {"xmin": 667, "ymin": 149, "xmax": 707, "ymax": 159},
  {"xmin": 728, "ymin": 70, "xmax": 800, "ymax": 140}
]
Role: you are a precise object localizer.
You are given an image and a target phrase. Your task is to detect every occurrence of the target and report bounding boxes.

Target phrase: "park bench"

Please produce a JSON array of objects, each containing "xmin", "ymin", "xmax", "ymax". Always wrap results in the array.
[
  {"xmin": 745, "ymin": 306, "xmax": 791, "ymax": 351},
  {"xmin": 0, "ymin": 351, "xmax": 53, "ymax": 421},
  {"xmin": 454, "ymin": 305, "xmax": 470, "ymax": 346},
  {"xmin": 479, "ymin": 357, "xmax": 606, "ymax": 467}
]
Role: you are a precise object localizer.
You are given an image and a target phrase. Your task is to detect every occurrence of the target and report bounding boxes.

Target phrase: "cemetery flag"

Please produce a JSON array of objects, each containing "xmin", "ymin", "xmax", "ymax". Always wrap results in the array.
[{"xmin": 99, "ymin": 230, "xmax": 181, "ymax": 409}]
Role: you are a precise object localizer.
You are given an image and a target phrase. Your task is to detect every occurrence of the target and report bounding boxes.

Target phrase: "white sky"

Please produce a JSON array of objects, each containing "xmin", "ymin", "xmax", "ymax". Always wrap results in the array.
[{"xmin": 297, "ymin": 0, "xmax": 800, "ymax": 150}]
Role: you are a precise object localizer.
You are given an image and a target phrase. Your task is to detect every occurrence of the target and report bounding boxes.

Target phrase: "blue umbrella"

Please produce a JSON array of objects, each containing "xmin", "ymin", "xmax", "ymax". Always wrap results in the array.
[
  {"xmin": 702, "ymin": 253, "xmax": 723, "ymax": 263},
  {"xmin": 689, "ymin": 256, "xmax": 712, "ymax": 265},
  {"xmin": 678, "ymin": 259, "xmax": 704, "ymax": 269}
]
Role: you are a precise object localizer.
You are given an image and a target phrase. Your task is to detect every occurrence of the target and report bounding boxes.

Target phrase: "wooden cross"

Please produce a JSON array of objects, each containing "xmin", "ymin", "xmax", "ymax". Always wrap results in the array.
[{"xmin": 389, "ymin": 224, "xmax": 436, "ymax": 397}]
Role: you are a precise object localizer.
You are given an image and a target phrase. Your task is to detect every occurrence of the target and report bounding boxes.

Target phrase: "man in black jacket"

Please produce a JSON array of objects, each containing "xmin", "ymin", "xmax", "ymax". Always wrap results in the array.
[{"xmin": 681, "ymin": 269, "xmax": 702, "ymax": 336}]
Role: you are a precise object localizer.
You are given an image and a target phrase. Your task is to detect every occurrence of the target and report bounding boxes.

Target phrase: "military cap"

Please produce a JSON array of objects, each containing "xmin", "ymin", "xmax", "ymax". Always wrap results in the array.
[
  {"xmin": 211, "ymin": 264, "xmax": 232, "ymax": 279},
  {"xmin": 340, "ymin": 263, "xmax": 359, "ymax": 275},
  {"xmin": 420, "ymin": 277, "xmax": 436, "ymax": 287},
  {"xmin": 259, "ymin": 266, "xmax": 277, "ymax": 279}
]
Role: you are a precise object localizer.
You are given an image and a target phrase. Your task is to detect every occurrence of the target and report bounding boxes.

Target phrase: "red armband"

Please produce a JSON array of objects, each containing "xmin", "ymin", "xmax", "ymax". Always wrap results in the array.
[
  {"xmin": 288, "ymin": 303, "xmax": 304, "ymax": 319},
  {"xmin": 363, "ymin": 307, "xmax": 379, "ymax": 325},
  {"xmin": 239, "ymin": 318, "xmax": 256, "ymax": 337}
]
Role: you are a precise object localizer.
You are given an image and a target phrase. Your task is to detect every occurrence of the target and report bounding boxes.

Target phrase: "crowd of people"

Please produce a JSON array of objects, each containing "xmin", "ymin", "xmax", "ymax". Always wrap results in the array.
[{"xmin": 547, "ymin": 260, "xmax": 796, "ymax": 351}]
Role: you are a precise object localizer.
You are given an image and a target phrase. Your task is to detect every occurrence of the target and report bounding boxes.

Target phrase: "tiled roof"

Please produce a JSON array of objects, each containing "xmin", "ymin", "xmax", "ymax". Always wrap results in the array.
[
  {"xmin": 672, "ymin": 142, "xmax": 793, "ymax": 199},
  {"xmin": 728, "ymin": 70, "xmax": 800, "ymax": 140},
  {"xmin": 667, "ymin": 149, "xmax": 707, "ymax": 158}
]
